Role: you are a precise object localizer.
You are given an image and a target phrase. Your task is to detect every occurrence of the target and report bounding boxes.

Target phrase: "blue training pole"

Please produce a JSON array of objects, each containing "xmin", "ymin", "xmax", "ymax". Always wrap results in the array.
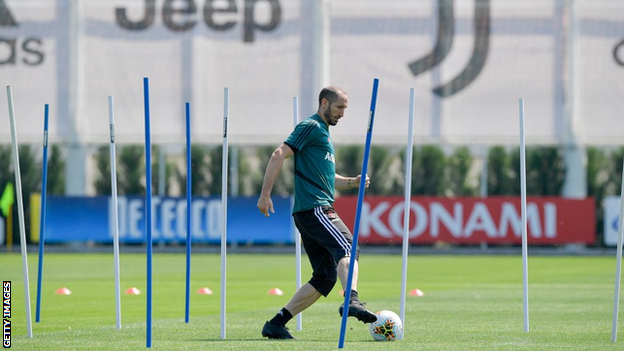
[
  {"xmin": 184, "ymin": 102, "xmax": 192, "ymax": 323},
  {"xmin": 338, "ymin": 78, "xmax": 380, "ymax": 349},
  {"xmin": 144, "ymin": 77, "xmax": 153, "ymax": 348},
  {"xmin": 35, "ymin": 103, "xmax": 49, "ymax": 323}
]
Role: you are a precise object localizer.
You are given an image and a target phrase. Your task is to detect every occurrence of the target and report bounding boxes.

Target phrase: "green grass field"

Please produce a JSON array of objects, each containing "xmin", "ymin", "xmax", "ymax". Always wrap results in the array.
[{"xmin": 1, "ymin": 251, "xmax": 623, "ymax": 350}]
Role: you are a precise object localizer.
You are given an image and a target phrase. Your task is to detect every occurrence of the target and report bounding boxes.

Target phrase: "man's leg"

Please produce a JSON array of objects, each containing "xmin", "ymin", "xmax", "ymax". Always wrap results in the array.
[
  {"xmin": 309, "ymin": 206, "xmax": 376, "ymax": 324},
  {"xmin": 284, "ymin": 283, "xmax": 323, "ymax": 315},
  {"xmin": 337, "ymin": 257, "xmax": 358, "ymax": 292},
  {"xmin": 262, "ymin": 283, "xmax": 322, "ymax": 339},
  {"xmin": 263, "ymin": 209, "xmax": 333, "ymax": 339},
  {"xmin": 336, "ymin": 258, "xmax": 376, "ymax": 323}
]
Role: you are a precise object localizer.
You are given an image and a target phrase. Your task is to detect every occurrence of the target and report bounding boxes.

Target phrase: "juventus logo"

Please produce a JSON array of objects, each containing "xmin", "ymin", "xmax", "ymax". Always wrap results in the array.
[{"xmin": 408, "ymin": 0, "xmax": 491, "ymax": 98}]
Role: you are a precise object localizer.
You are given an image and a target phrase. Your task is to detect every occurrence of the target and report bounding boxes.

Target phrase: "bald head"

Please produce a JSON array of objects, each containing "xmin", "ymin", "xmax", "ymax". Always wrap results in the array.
[{"xmin": 318, "ymin": 86, "xmax": 347, "ymax": 108}]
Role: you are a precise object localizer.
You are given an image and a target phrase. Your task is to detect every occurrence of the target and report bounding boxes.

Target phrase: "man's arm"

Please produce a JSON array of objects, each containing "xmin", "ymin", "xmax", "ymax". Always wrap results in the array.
[
  {"xmin": 335, "ymin": 174, "xmax": 370, "ymax": 190},
  {"xmin": 257, "ymin": 143, "xmax": 294, "ymax": 217}
]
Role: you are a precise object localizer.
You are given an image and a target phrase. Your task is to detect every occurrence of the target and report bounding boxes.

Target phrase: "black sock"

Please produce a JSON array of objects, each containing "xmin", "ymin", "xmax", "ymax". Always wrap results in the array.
[
  {"xmin": 343, "ymin": 290, "xmax": 359, "ymax": 302},
  {"xmin": 268, "ymin": 308, "xmax": 293, "ymax": 326}
]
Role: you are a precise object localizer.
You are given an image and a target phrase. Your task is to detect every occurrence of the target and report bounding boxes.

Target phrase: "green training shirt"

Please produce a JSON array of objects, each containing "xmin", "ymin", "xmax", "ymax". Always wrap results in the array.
[{"xmin": 284, "ymin": 114, "xmax": 335, "ymax": 213}]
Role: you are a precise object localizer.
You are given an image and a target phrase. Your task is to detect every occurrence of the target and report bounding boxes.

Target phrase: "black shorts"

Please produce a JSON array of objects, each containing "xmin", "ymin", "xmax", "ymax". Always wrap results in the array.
[{"xmin": 293, "ymin": 205, "xmax": 360, "ymax": 296}]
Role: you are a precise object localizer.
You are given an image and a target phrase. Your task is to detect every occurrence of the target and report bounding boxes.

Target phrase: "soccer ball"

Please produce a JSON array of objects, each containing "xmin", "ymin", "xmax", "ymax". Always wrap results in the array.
[{"xmin": 368, "ymin": 310, "xmax": 403, "ymax": 341}]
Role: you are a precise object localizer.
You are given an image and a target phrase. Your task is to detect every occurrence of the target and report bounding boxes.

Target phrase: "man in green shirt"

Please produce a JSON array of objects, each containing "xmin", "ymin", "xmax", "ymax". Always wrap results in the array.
[{"xmin": 257, "ymin": 86, "xmax": 376, "ymax": 339}]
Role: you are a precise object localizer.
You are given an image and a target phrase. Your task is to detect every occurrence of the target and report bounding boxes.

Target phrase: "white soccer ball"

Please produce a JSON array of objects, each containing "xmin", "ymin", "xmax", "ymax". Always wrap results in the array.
[{"xmin": 368, "ymin": 310, "xmax": 403, "ymax": 341}]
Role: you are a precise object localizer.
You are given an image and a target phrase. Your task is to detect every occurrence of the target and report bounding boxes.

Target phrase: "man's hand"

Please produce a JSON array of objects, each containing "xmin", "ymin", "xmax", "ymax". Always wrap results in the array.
[
  {"xmin": 257, "ymin": 195, "xmax": 275, "ymax": 217},
  {"xmin": 354, "ymin": 174, "xmax": 370, "ymax": 188}
]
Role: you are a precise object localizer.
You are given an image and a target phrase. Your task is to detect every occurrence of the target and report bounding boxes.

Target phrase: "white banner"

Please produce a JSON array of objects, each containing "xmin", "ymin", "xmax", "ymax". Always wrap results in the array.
[
  {"xmin": 1, "ymin": 0, "xmax": 623, "ymax": 145},
  {"xmin": 604, "ymin": 196, "xmax": 621, "ymax": 246}
]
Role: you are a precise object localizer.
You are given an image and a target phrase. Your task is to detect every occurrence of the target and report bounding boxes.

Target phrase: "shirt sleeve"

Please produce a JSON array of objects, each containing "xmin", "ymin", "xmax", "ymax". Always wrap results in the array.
[{"xmin": 284, "ymin": 120, "xmax": 318, "ymax": 152}]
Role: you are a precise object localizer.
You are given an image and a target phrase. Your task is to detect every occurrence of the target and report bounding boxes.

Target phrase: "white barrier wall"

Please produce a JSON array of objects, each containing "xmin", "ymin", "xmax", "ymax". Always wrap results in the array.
[{"xmin": 0, "ymin": 0, "xmax": 623, "ymax": 145}]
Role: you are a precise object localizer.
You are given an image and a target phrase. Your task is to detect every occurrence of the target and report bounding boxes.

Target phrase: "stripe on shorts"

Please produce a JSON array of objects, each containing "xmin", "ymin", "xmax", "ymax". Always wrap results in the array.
[{"xmin": 314, "ymin": 206, "xmax": 351, "ymax": 257}]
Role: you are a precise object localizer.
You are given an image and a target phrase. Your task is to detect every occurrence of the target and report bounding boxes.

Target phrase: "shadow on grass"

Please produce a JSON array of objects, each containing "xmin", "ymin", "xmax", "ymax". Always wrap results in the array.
[{"xmin": 190, "ymin": 338, "xmax": 380, "ymax": 343}]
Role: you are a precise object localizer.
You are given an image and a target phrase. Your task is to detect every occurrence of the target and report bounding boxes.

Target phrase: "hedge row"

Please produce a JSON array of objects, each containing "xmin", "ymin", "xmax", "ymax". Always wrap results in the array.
[{"xmin": 1, "ymin": 144, "xmax": 623, "ymax": 244}]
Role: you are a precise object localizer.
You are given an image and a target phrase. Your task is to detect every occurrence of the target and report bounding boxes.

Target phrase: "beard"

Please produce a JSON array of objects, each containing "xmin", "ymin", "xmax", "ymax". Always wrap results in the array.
[{"xmin": 324, "ymin": 108, "xmax": 337, "ymax": 126}]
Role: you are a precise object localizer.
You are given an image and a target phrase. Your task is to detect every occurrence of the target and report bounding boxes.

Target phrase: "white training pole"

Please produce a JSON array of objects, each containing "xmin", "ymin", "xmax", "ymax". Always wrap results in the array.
[
  {"xmin": 220, "ymin": 87, "xmax": 229, "ymax": 340},
  {"xmin": 519, "ymin": 98, "xmax": 529, "ymax": 333},
  {"xmin": 399, "ymin": 88, "xmax": 415, "ymax": 340},
  {"xmin": 292, "ymin": 97, "xmax": 303, "ymax": 331},
  {"xmin": 611, "ymin": 157, "xmax": 624, "ymax": 342},
  {"xmin": 108, "ymin": 96, "xmax": 122, "ymax": 330},
  {"xmin": 6, "ymin": 85, "xmax": 33, "ymax": 339}
]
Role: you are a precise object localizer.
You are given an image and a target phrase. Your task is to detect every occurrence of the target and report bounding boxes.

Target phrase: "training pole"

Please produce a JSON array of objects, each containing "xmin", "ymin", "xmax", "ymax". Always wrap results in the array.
[
  {"xmin": 220, "ymin": 88, "xmax": 229, "ymax": 340},
  {"xmin": 519, "ymin": 98, "xmax": 529, "ymax": 333},
  {"xmin": 35, "ymin": 104, "xmax": 49, "ymax": 323},
  {"xmin": 611, "ymin": 157, "xmax": 624, "ymax": 342},
  {"xmin": 7, "ymin": 86, "xmax": 33, "ymax": 339},
  {"xmin": 109, "ymin": 96, "xmax": 122, "ymax": 330},
  {"xmin": 338, "ymin": 78, "xmax": 379, "ymax": 349},
  {"xmin": 184, "ymin": 102, "xmax": 192, "ymax": 323},
  {"xmin": 293, "ymin": 96, "xmax": 303, "ymax": 331},
  {"xmin": 399, "ymin": 88, "xmax": 415, "ymax": 340},
  {"xmin": 143, "ymin": 78, "xmax": 154, "ymax": 348}
]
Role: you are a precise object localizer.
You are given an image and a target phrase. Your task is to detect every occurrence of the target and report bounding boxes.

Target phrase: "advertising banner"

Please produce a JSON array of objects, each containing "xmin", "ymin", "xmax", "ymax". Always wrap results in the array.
[
  {"xmin": 333, "ymin": 196, "xmax": 595, "ymax": 245},
  {"xmin": 33, "ymin": 195, "xmax": 595, "ymax": 245},
  {"xmin": 43, "ymin": 195, "xmax": 293, "ymax": 244}
]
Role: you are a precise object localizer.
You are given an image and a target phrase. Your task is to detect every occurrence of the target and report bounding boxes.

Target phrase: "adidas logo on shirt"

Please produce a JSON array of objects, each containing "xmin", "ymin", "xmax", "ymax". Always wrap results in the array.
[{"xmin": 325, "ymin": 152, "xmax": 335, "ymax": 164}]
